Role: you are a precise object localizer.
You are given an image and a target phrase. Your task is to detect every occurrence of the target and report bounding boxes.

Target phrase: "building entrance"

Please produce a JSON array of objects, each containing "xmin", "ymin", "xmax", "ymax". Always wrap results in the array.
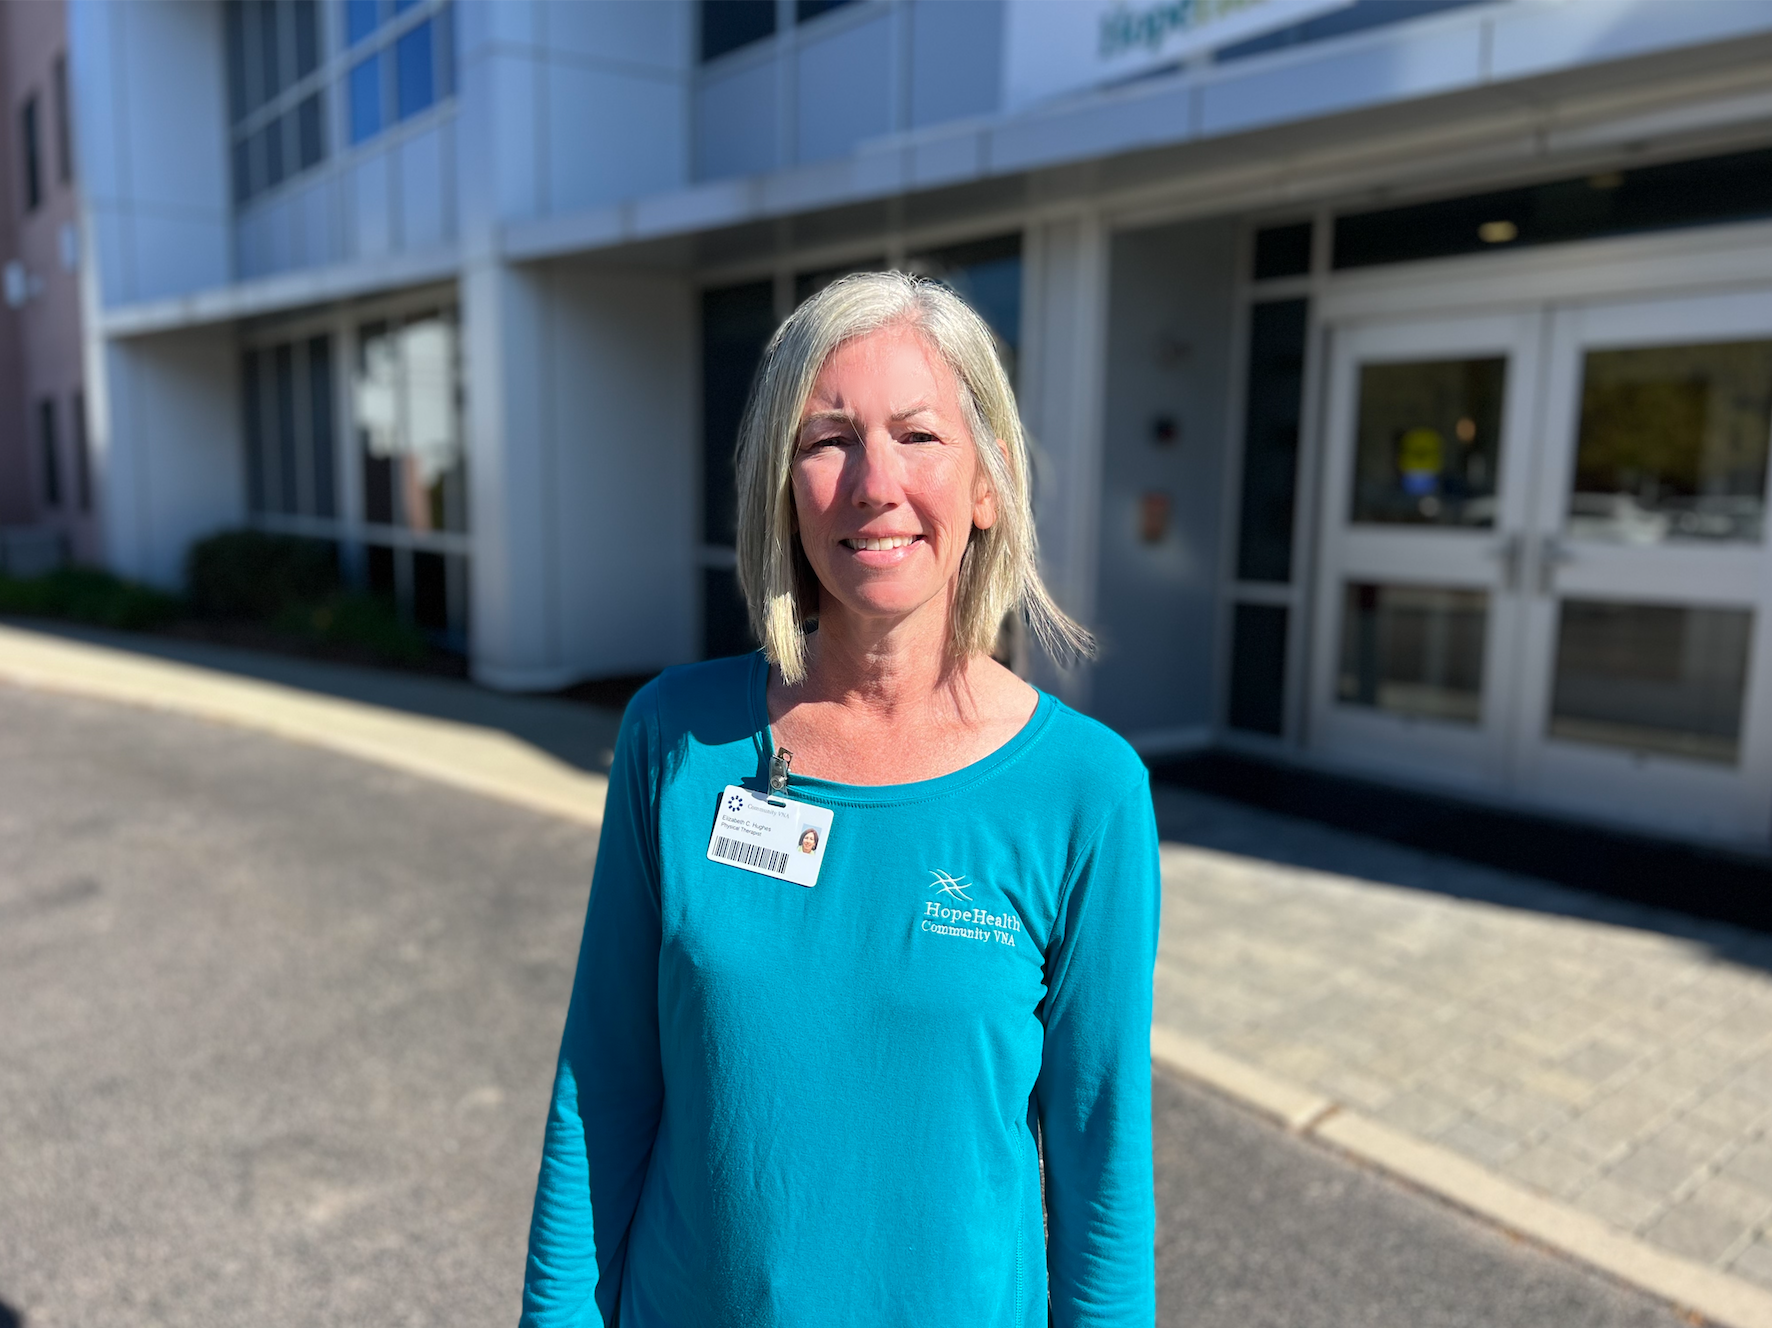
[{"xmin": 1309, "ymin": 289, "xmax": 1772, "ymax": 845}]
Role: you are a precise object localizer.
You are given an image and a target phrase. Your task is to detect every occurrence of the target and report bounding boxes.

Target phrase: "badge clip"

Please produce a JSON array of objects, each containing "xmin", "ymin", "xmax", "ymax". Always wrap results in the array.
[{"xmin": 768, "ymin": 747, "xmax": 793, "ymax": 803}]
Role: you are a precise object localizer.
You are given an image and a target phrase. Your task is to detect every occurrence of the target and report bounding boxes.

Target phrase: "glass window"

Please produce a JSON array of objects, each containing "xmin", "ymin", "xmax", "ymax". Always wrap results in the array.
[
  {"xmin": 1338, "ymin": 582, "xmax": 1487, "ymax": 724},
  {"xmin": 1568, "ymin": 339, "xmax": 1772, "ymax": 546},
  {"xmin": 793, "ymin": 258, "xmax": 885, "ymax": 306},
  {"xmin": 20, "ymin": 96, "xmax": 42, "ymax": 212},
  {"xmin": 243, "ymin": 350, "xmax": 266, "ymax": 512},
  {"xmin": 72, "ymin": 390, "xmax": 90, "ymax": 512},
  {"xmin": 704, "ymin": 566, "xmax": 756, "ymax": 658},
  {"xmin": 701, "ymin": 0, "xmax": 776, "ymax": 62},
  {"xmin": 906, "ymin": 234, "xmax": 1023, "ymax": 383},
  {"xmin": 296, "ymin": 94, "xmax": 325, "ymax": 169},
  {"xmin": 38, "ymin": 399, "xmax": 60, "ymax": 507},
  {"xmin": 1235, "ymin": 299, "xmax": 1308, "ymax": 582},
  {"xmin": 259, "ymin": 0, "xmax": 283, "ymax": 106},
  {"xmin": 395, "ymin": 19, "xmax": 435, "ymax": 120},
  {"xmin": 349, "ymin": 54, "xmax": 383, "ymax": 143},
  {"xmin": 260, "ymin": 116, "xmax": 285, "ymax": 191},
  {"xmin": 345, "ymin": 0, "xmax": 380, "ymax": 45},
  {"xmin": 1333, "ymin": 146, "xmax": 1772, "ymax": 271},
  {"xmin": 1550, "ymin": 600, "xmax": 1752, "ymax": 764},
  {"xmin": 797, "ymin": 0, "xmax": 858, "ymax": 21},
  {"xmin": 701, "ymin": 282, "xmax": 778, "ymax": 550},
  {"xmin": 1252, "ymin": 222, "xmax": 1311, "ymax": 281},
  {"xmin": 273, "ymin": 343, "xmax": 299, "ymax": 513},
  {"xmin": 309, "ymin": 336, "xmax": 337, "ymax": 519},
  {"xmin": 1351, "ymin": 356, "xmax": 1505, "ymax": 527},
  {"xmin": 52, "ymin": 54, "xmax": 72, "ymax": 183},
  {"xmin": 1228, "ymin": 603, "xmax": 1288, "ymax": 735},
  {"xmin": 354, "ymin": 312, "xmax": 467, "ymax": 533},
  {"xmin": 293, "ymin": 0, "xmax": 320, "ymax": 75}
]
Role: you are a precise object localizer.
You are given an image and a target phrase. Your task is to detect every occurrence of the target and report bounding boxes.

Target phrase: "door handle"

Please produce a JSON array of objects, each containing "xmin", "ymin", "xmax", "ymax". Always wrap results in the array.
[
  {"xmin": 1487, "ymin": 532, "xmax": 1523, "ymax": 592},
  {"xmin": 1538, "ymin": 535, "xmax": 1574, "ymax": 595}
]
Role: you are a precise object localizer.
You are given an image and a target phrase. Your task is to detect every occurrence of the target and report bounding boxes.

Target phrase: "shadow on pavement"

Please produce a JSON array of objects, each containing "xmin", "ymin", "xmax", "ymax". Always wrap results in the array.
[
  {"xmin": 1150, "ymin": 751, "xmax": 1772, "ymax": 971},
  {"xmin": 2, "ymin": 618, "xmax": 628, "ymax": 778}
]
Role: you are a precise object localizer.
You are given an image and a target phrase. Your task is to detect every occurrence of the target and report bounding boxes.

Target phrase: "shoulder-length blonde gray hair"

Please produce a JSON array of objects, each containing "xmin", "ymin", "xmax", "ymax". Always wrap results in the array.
[{"xmin": 734, "ymin": 270, "xmax": 1093, "ymax": 685}]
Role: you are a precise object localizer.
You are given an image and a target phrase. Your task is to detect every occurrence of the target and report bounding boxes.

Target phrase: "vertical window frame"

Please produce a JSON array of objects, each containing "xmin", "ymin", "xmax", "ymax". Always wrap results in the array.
[{"xmin": 20, "ymin": 94, "xmax": 43, "ymax": 212}]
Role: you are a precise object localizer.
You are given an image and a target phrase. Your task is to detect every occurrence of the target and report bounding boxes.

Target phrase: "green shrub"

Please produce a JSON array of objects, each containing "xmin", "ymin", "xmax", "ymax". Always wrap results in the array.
[
  {"xmin": 186, "ymin": 530, "xmax": 340, "ymax": 620},
  {"xmin": 0, "ymin": 567, "xmax": 182, "ymax": 630},
  {"xmin": 272, "ymin": 591, "xmax": 431, "ymax": 665}
]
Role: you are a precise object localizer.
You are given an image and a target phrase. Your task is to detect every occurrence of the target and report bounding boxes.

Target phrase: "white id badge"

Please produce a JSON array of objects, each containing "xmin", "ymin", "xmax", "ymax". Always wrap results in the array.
[{"xmin": 705, "ymin": 784, "xmax": 833, "ymax": 888}]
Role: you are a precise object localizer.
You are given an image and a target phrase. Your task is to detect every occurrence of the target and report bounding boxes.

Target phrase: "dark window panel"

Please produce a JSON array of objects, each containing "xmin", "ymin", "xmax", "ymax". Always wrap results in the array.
[
  {"xmin": 345, "ymin": 0, "xmax": 380, "ymax": 45},
  {"xmin": 257, "ymin": 0, "xmax": 282, "ymax": 103},
  {"xmin": 703, "ymin": 566, "xmax": 757, "ymax": 659},
  {"xmin": 72, "ymin": 390, "xmax": 90, "ymax": 512},
  {"xmin": 259, "ymin": 116, "xmax": 284, "ymax": 190},
  {"xmin": 233, "ymin": 137, "xmax": 253, "ymax": 205},
  {"xmin": 38, "ymin": 398, "xmax": 60, "ymax": 507},
  {"xmin": 701, "ymin": 281, "xmax": 777, "ymax": 547},
  {"xmin": 701, "ymin": 0, "xmax": 775, "ymax": 62},
  {"xmin": 1335, "ymin": 146, "xmax": 1772, "ymax": 270},
  {"xmin": 1235, "ymin": 298, "xmax": 1309, "ymax": 583},
  {"xmin": 308, "ymin": 336, "xmax": 336, "ymax": 518},
  {"xmin": 1252, "ymin": 221, "xmax": 1312, "ymax": 280},
  {"xmin": 1228, "ymin": 603, "xmax": 1288, "ymax": 735},
  {"xmin": 906, "ymin": 233, "xmax": 1024, "ymax": 381},
  {"xmin": 297, "ymin": 93, "xmax": 325, "ymax": 169},
  {"xmin": 395, "ymin": 19, "xmax": 435, "ymax": 120},
  {"xmin": 243, "ymin": 350, "xmax": 266, "ymax": 511},
  {"xmin": 1217, "ymin": 0, "xmax": 1483, "ymax": 63},
  {"xmin": 365, "ymin": 542, "xmax": 397, "ymax": 601},
  {"xmin": 793, "ymin": 257, "xmax": 885, "ymax": 306},
  {"xmin": 293, "ymin": 0, "xmax": 320, "ymax": 75},
  {"xmin": 52, "ymin": 54, "xmax": 72, "ymax": 183},
  {"xmin": 413, "ymin": 549, "xmax": 448, "ymax": 630},
  {"xmin": 225, "ymin": 2, "xmax": 249, "ymax": 122},
  {"xmin": 796, "ymin": 0, "xmax": 857, "ymax": 21},
  {"xmin": 435, "ymin": 2, "xmax": 456, "ymax": 99},
  {"xmin": 21, "ymin": 96, "xmax": 42, "ymax": 211},
  {"xmin": 349, "ymin": 53, "xmax": 382, "ymax": 142},
  {"xmin": 273, "ymin": 343, "xmax": 299, "ymax": 514}
]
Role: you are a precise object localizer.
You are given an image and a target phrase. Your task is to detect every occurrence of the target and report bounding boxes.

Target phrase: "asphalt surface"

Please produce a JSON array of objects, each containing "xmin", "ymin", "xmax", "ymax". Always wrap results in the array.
[{"xmin": 0, "ymin": 684, "xmax": 1690, "ymax": 1326}]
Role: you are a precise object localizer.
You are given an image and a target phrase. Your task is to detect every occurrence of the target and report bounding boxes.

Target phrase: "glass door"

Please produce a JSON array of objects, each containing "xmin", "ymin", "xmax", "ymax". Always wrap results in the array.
[
  {"xmin": 1511, "ymin": 290, "xmax": 1772, "ymax": 843},
  {"xmin": 1309, "ymin": 312, "xmax": 1544, "ymax": 792}
]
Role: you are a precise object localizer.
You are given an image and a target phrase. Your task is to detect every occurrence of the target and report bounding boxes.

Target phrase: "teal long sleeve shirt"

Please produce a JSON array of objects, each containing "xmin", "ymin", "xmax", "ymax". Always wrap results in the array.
[{"xmin": 520, "ymin": 653, "xmax": 1160, "ymax": 1326}]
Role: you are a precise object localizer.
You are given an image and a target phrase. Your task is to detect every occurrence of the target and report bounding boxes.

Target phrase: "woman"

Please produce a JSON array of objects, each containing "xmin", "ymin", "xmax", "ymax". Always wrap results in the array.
[{"xmin": 521, "ymin": 272, "xmax": 1159, "ymax": 1326}]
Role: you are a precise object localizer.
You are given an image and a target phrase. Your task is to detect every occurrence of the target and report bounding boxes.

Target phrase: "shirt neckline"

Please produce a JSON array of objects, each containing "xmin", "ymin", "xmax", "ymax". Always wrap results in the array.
[{"xmin": 745, "ymin": 650, "xmax": 1058, "ymax": 807}]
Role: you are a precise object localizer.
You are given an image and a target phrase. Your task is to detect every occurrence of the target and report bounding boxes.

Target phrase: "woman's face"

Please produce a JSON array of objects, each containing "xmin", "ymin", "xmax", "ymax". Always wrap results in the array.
[{"xmin": 791, "ymin": 324, "xmax": 997, "ymax": 636}]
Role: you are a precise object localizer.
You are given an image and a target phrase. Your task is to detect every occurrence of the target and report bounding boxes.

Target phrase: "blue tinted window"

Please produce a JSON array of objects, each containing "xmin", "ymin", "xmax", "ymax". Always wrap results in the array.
[
  {"xmin": 395, "ymin": 20, "xmax": 434, "ymax": 120},
  {"xmin": 349, "ymin": 54, "xmax": 382, "ymax": 142},
  {"xmin": 393, "ymin": 0, "xmax": 419, "ymax": 11},
  {"xmin": 345, "ymin": 0, "xmax": 379, "ymax": 45}
]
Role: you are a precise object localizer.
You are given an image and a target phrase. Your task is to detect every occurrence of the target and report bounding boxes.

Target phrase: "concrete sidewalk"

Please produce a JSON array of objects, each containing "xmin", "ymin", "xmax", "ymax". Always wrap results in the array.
[{"xmin": 2, "ymin": 619, "xmax": 1770, "ymax": 1325}]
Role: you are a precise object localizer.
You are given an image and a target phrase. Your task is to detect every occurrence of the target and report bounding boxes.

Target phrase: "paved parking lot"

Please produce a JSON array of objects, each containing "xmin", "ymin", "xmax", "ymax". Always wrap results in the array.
[{"xmin": 0, "ymin": 682, "xmax": 1700, "ymax": 1327}]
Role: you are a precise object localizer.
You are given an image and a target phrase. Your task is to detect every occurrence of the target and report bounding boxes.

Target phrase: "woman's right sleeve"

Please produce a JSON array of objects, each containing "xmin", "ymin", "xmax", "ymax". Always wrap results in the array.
[{"xmin": 520, "ymin": 690, "xmax": 666, "ymax": 1328}]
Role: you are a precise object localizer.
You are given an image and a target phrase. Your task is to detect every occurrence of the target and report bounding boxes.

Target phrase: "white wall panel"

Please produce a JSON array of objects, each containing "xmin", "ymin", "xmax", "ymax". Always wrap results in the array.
[
  {"xmin": 796, "ymin": 11, "xmax": 894, "ymax": 166},
  {"xmin": 96, "ymin": 326, "xmax": 242, "ymax": 589},
  {"xmin": 351, "ymin": 153, "xmax": 393, "ymax": 262},
  {"xmin": 544, "ymin": 0, "xmax": 690, "ymax": 69},
  {"xmin": 399, "ymin": 125, "xmax": 446, "ymax": 252},
  {"xmin": 1091, "ymin": 217, "xmax": 1238, "ymax": 737},
  {"xmin": 696, "ymin": 60, "xmax": 778, "ymax": 180},
  {"xmin": 547, "ymin": 65, "xmax": 688, "ymax": 213},
  {"xmin": 909, "ymin": 0, "xmax": 1004, "ymax": 128}
]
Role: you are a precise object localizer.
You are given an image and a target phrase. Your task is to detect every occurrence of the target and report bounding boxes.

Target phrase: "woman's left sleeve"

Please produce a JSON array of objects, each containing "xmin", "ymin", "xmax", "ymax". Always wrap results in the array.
[{"xmin": 1036, "ymin": 773, "xmax": 1162, "ymax": 1328}]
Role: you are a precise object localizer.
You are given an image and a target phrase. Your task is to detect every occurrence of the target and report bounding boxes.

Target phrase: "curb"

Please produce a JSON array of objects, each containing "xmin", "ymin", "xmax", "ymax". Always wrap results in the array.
[
  {"xmin": 1152, "ymin": 1025, "xmax": 1772, "ymax": 1328},
  {"xmin": 0, "ymin": 624, "xmax": 608, "ymax": 830}
]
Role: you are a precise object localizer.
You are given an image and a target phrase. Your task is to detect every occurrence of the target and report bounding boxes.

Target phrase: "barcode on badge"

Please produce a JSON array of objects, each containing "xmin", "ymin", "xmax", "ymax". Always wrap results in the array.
[{"xmin": 713, "ymin": 835, "xmax": 788, "ymax": 875}]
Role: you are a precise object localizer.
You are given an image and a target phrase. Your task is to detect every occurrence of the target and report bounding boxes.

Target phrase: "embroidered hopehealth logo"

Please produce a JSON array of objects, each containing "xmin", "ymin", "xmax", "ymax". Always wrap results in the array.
[
  {"xmin": 929, "ymin": 869, "xmax": 974, "ymax": 902},
  {"xmin": 921, "ymin": 870, "xmax": 1021, "ymax": 948}
]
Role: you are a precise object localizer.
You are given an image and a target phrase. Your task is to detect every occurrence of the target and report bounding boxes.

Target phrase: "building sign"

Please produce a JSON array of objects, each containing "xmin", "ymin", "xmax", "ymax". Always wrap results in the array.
[{"xmin": 1003, "ymin": 0, "xmax": 1354, "ymax": 111}]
